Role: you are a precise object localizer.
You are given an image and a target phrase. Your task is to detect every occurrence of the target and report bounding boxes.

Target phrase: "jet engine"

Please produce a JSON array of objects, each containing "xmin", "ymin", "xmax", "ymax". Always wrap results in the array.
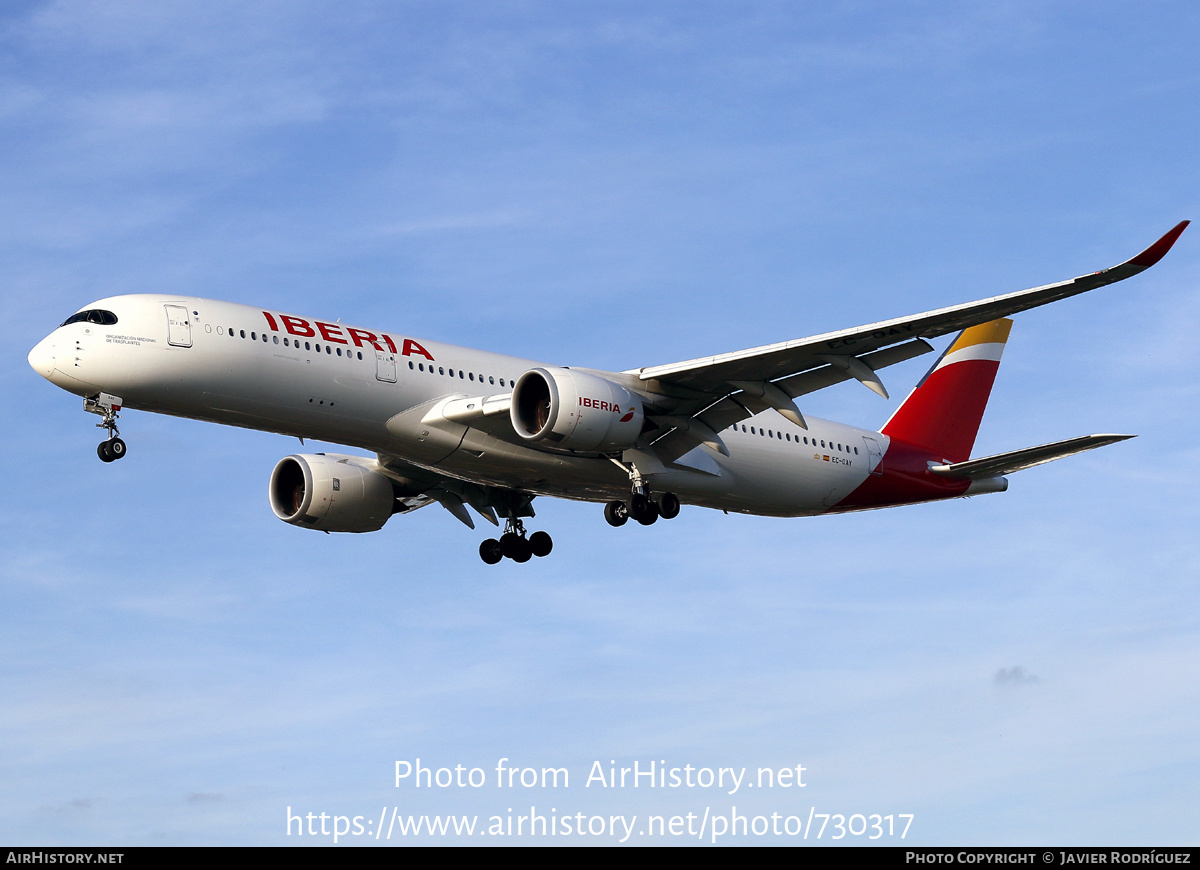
[
  {"xmin": 510, "ymin": 367, "xmax": 644, "ymax": 453},
  {"xmin": 269, "ymin": 453, "xmax": 397, "ymax": 533}
]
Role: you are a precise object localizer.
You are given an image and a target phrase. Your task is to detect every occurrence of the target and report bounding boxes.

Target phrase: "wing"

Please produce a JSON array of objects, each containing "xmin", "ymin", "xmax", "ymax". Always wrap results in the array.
[
  {"xmin": 629, "ymin": 222, "xmax": 1188, "ymax": 394},
  {"xmin": 628, "ymin": 222, "xmax": 1187, "ymax": 461},
  {"xmin": 386, "ymin": 224, "xmax": 1186, "ymax": 470}
]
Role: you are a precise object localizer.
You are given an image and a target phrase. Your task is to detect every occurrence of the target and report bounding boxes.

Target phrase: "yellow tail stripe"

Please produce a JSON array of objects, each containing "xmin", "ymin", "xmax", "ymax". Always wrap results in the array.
[{"xmin": 948, "ymin": 318, "xmax": 1013, "ymax": 352}]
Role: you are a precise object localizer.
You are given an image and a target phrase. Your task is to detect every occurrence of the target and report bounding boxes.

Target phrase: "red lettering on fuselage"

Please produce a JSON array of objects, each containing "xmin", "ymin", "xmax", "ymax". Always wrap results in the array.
[
  {"xmin": 259, "ymin": 311, "xmax": 433, "ymax": 360},
  {"xmin": 317, "ymin": 322, "xmax": 348, "ymax": 344},
  {"xmin": 345, "ymin": 328, "xmax": 384, "ymax": 351},
  {"xmin": 280, "ymin": 315, "xmax": 315, "ymax": 337},
  {"xmin": 401, "ymin": 338, "xmax": 433, "ymax": 361}
]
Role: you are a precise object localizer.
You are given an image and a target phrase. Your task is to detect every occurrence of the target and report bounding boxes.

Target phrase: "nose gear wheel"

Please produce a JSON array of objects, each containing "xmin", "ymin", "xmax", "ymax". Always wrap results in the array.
[
  {"xmin": 97, "ymin": 438, "xmax": 127, "ymax": 463},
  {"xmin": 85, "ymin": 394, "xmax": 128, "ymax": 462}
]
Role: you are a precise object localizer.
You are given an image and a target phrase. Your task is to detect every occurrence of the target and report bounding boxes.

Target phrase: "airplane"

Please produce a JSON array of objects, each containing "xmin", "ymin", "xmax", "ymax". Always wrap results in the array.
[{"xmin": 27, "ymin": 222, "xmax": 1188, "ymax": 564}]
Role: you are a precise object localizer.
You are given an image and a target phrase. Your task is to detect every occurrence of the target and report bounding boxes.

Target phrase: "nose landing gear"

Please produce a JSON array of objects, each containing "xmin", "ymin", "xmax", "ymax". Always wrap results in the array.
[
  {"xmin": 86, "ymin": 393, "xmax": 127, "ymax": 463},
  {"xmin": 97, "ymin": 437, "xmax": 127, "ymax": 463},
  {"xmin": 479, "ymin": 517, "xmax": 554, "ymax": 564}
]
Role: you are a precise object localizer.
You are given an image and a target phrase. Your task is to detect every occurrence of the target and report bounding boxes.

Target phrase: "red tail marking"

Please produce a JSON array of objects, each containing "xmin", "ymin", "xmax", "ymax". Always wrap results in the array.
[{"xmin": 883, "ymin": 358, "xmax": 1001, "ymax": 462}]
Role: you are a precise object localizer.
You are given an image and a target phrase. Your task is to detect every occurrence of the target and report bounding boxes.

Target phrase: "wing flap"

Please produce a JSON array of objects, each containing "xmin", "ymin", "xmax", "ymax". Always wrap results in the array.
[{"xmin": 774, "ymin": 338, "xmax": 934, "ymax": 399}]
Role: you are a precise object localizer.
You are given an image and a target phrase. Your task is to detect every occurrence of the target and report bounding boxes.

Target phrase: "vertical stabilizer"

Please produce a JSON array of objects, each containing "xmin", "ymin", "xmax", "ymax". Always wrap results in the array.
[{"xmin": 881, "ymin": 318, "xmax": 1013, "ymax": 462}]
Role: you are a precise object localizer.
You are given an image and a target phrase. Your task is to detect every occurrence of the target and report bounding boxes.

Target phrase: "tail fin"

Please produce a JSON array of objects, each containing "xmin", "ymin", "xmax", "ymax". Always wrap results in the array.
[{"xmin": 881, "ymin": 318, "xmax": 1012, "ymax": 462}]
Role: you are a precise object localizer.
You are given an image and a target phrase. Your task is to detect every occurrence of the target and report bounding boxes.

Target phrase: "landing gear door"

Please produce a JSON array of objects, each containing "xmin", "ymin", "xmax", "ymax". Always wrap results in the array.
[
  {"xmin": 375, "ymin": 350, "xmax": 397, "ymax": 383},
  {"xmin": 862, "ymin": 435, "xmax": 884, "ymax": 476},
  {"xmin": 165, "ymin": 305, "xmax": 193, "ymax": 347}
]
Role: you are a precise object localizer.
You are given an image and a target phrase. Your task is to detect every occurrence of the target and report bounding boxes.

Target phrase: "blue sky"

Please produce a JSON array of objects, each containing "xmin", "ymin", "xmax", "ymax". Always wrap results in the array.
[{"xmin": 4, "ymin": 1, "xmax": 1199, "ymax": 845}]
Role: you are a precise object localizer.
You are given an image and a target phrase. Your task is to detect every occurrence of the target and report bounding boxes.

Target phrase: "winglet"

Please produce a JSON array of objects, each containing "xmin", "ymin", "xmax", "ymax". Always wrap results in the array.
[{"xmin": 1129, "ymin": 220, "xmax": 1189, "ymax": 269}]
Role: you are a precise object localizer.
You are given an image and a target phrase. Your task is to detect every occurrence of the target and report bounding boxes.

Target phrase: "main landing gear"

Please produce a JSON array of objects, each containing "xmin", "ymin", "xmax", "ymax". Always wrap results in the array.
[
  {"xmin": 602, "ymin": 456, "xmax": 682, "ymax": 527},
  {"xmin": 604, "ymin": 490, "xmax": 681, "ymax": 527},
  {"xmin": 479, "ymin": 516, "xmax": 554, "ymax": 565},
  {"xmin": 85, "ymin": 393, "xmax": 127, "ymax": 463}
]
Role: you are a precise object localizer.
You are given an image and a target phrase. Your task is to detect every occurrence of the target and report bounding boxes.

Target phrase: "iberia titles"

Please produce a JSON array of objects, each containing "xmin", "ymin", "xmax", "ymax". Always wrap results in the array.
[
  {"xmin": 578, "ymin": 396, "xmax": 638, "ymax": 422},
  {"xmin": 261, "ymin": 310, "xmax": 435, "ymax": 360}
]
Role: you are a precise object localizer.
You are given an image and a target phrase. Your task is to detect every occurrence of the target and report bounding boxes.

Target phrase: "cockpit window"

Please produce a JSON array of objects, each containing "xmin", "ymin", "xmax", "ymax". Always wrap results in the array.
[{"xmin": 61, "ymin": 309, "xmax": 118, "ymax": 327}]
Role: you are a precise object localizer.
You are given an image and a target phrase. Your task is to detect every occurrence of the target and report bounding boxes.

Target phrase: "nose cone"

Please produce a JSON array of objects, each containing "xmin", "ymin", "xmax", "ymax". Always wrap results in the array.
[{"xmin": 28, "ymin": 335, "xmax": 56, "ymax": 379}]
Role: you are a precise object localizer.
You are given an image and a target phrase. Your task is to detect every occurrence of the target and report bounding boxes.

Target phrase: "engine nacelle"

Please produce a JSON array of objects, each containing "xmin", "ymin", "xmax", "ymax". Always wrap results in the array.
[
  {"xmin": 269, "ymin": 453, "xmax": 396, "ymax": 533},
  {"xmin": 510, "ymin": 367, "xmax": 644, "ymax": 453}
]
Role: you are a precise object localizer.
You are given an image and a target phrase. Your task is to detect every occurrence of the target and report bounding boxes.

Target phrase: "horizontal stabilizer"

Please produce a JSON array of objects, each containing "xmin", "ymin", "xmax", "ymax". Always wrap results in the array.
[{"xmin": 928, "ymin": 434, "xmax": 1135, "ymax": 479}]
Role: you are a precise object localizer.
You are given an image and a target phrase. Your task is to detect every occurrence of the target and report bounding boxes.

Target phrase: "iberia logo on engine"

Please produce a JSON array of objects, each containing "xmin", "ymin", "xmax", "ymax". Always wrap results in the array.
[{"xmin": 579, "ymin": 397, "xmax": 636, "ymax": 422}]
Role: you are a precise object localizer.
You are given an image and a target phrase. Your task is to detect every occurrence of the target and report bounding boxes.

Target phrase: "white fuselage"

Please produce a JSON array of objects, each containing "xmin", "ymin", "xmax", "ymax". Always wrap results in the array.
[{"xmin": 29, "ymin": 295, "xmax": 887, "ymax": 517}]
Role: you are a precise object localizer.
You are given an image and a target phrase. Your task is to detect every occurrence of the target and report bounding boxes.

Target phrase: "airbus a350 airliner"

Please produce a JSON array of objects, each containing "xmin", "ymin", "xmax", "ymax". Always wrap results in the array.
[{"xmin": 28, "ymin": 222, "xmax": 1188, "ymax": 563}]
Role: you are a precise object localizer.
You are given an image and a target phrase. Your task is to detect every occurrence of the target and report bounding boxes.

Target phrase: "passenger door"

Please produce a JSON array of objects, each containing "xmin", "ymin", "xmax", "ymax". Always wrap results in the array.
[{"xmin": 165, "ymin": 305, "xmax": 193, "ymax": 348}]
